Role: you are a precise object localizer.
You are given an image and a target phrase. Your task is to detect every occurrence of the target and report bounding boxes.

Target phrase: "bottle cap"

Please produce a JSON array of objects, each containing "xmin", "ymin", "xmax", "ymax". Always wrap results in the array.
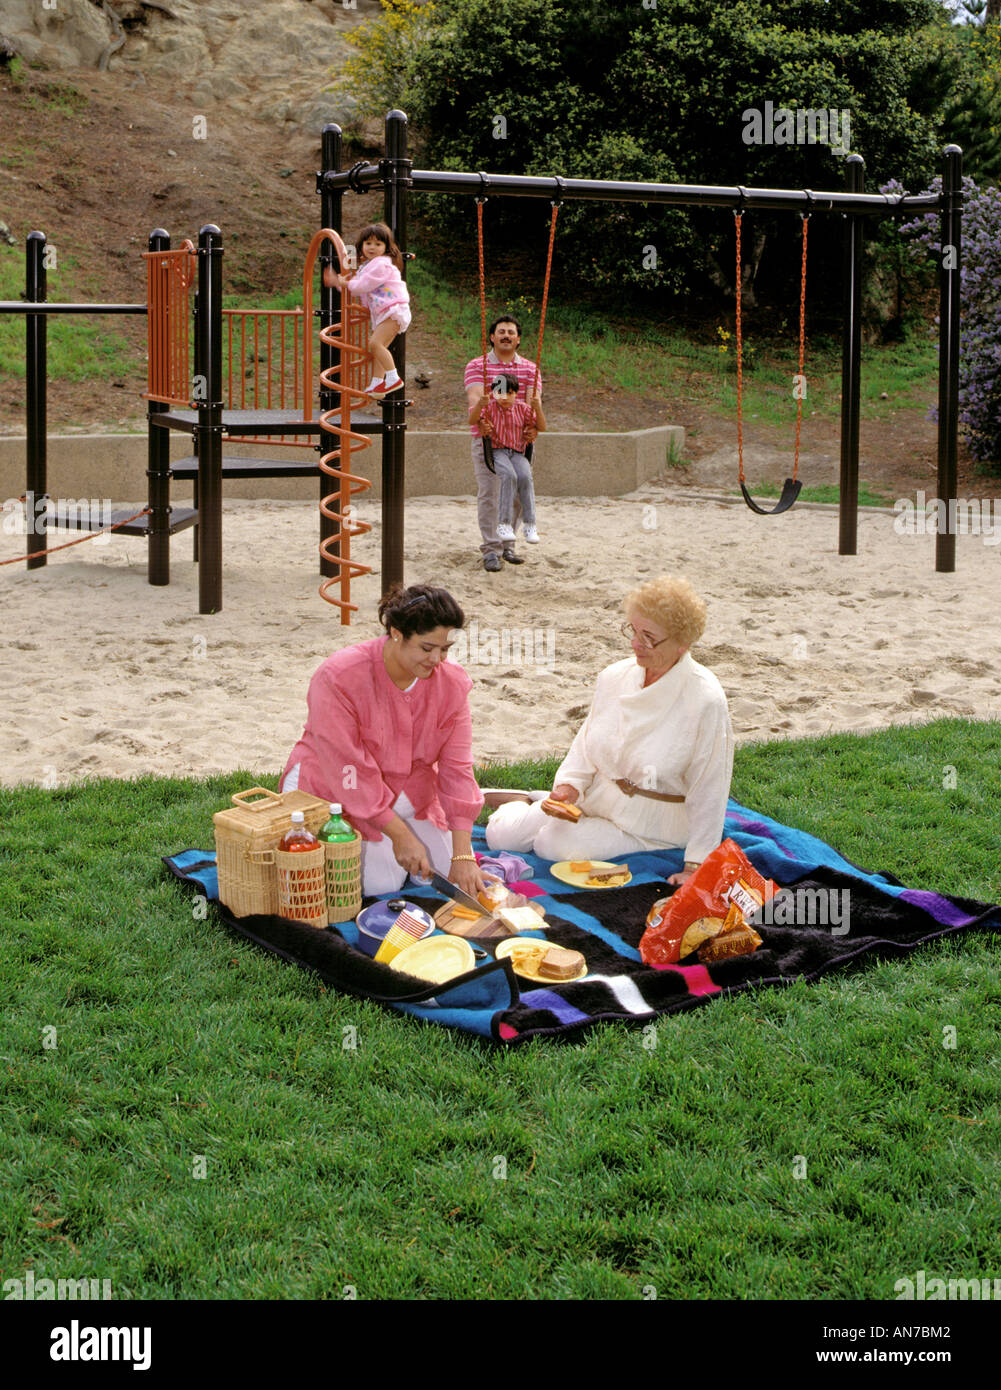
[
  {"xmin": 290, "ymin": 811, "xmax": 305, "ymax": 824},
  {"xmin": 329, "ymin": 803, "xmax": 342, "ymax": 815}
]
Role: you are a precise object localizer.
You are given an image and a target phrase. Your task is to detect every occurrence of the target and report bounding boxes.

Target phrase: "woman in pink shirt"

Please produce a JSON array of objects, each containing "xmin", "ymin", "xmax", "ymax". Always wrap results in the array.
[{"xmin": 282, "ymin": 584, "xmax": 487, "ymax": 899}]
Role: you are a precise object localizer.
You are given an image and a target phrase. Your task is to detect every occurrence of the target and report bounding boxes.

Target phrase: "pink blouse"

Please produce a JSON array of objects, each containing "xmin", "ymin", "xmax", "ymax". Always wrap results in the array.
[{"xmin": 282, "ymin": 637, "xmax": 483, "ymax": 842}]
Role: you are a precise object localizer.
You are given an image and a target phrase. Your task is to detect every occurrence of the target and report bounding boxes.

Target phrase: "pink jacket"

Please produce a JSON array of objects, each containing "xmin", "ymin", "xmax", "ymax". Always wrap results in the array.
[
  {"xmin": 282, "ymin": 637, "xmax": 482, "ymax": 842},
  {"xmin": 345, "ymin": 255, "xmax": 410, "ymax": 317}
]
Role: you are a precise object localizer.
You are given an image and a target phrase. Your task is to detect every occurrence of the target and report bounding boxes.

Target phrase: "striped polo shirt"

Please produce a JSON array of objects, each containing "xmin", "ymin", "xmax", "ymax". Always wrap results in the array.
[
  {"xmin": 480, "ymin": 397, "xmax": 534, "ymax": 452},
  {"xmin": 464, "ymin": 350, "xmax": 542, "ymax": 436}
]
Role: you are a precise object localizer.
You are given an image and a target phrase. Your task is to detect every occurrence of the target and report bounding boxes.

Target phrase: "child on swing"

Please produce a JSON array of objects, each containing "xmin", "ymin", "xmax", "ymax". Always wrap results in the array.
[
  {"xmin": 324, "ymin": 222, "xmax": 410, "ymax": 397},
  {"xmin": 468, "ymin": 371, "xmax": 547, "ymax": 543}
]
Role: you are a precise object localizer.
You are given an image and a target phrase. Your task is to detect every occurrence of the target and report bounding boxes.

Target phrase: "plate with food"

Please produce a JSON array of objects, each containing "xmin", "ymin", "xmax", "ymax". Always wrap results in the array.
[
  {"xmin": 495, "ymin": 937, "xmax": 588, "ymax": 983},
  {"xmin": 550, "ymin": 860, "xmax": 632, "ymax": 890}
]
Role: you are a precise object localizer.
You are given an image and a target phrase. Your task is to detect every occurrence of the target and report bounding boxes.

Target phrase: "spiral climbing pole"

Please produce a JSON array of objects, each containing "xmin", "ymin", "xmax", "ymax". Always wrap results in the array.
[{"xmin": 302, "ymin": 229, "xmax": 374, "ymax": 623}]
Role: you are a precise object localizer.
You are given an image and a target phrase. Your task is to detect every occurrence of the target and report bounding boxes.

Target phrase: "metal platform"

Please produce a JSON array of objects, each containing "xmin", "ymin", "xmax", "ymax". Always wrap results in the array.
[
  {"xmin": 170, "ymin": 455, "xmax": 323, "ymax": 481},
  {"xmin": 47, "ymin": 504, "xmax": 198, "ymax": 537}
]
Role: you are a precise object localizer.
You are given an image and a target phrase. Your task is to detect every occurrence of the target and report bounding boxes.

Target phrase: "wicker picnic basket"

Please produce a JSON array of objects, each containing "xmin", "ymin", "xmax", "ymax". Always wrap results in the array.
[{"xmin": 213, "ymin": 787, "xmax": 331, "ymax": 920}]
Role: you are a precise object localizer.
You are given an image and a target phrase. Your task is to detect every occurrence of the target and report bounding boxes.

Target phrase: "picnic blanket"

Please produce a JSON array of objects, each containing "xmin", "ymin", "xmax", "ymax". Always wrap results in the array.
[{"xmin": 163, "ymin": 799, "xmax": 1001, "ymax": 1045}]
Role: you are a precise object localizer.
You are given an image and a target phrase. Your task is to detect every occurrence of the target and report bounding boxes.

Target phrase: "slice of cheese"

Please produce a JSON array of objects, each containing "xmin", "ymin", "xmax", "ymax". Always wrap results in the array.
[{"xmin": 497, "ymin": 905, "xmax": 546, "ymax": 931}]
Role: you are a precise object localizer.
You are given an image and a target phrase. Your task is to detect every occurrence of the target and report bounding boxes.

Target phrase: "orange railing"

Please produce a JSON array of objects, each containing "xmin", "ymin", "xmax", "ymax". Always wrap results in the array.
[
  {"xmin": 302, "ymin": 229, "xmax": 374, "ymax": 623},
  {"xmin": 222, "ymin": 307, "xmax": 308, "ymax": 443},
  {"xmin": 142, "ymin": 241, "xmax": 195, "ymax": 407}
]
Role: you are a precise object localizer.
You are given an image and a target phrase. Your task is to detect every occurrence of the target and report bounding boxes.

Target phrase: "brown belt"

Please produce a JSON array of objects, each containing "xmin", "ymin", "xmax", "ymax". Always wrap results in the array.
[{"xmin": 615, "ymin": 778, "xmax": 684, "ymax": 803}]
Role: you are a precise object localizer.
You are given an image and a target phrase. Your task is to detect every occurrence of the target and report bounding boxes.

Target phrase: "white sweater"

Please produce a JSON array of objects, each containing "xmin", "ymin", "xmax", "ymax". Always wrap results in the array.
[{"xmin": 555, "ymin": 653, "xmax": 734, "ymax": 862}]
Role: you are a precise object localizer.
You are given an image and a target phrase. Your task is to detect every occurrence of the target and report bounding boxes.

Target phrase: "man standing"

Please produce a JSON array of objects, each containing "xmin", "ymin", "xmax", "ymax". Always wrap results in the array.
[{"xmin": 464, "ymin": 316, "xmax": 543, "ymax": 572}]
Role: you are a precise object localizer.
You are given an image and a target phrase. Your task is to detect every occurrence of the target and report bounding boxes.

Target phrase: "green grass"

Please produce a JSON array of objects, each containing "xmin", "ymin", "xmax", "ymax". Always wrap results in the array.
[
  {"xmin": 0, "ymin": 246, "xmax": 137, "ymax": 386},
  {"xmin": 410, "ymin": 260, "xmax": 940, "ymax": 431},
  {"xmin": 0, "ymin": 239, "xmax": 939, "ymax": 438},
  {"xmin": 2, "ymin": 719, "xmax": 999, "ymax": 1299}
]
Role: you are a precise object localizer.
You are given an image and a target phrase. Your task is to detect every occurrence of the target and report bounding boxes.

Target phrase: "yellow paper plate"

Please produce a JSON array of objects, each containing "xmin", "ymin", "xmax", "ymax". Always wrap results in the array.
[
  {"xmin": 495, "ymin": 936, "xmax": 588, "ymax": 983},
  {"xmin": 389, "ymin": 933, "xmax": 475, "ymax": 984},
  {"xmin": 550, "ymin": 860, "xmax": 632, "ymax": 889}
]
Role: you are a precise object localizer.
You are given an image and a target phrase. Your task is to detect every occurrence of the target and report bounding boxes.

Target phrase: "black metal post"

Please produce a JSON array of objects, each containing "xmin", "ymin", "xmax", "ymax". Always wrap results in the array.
[
  {"xmin": 936, "ymin": 146, "xmax": 963, "ymax": 575},
  {"xmin": 319, "ymin": 123, "xmax": 342, "ymax": 581},
  {"xmin": 147, "ymin": 229, "xmax": 172, "ymax": 586},
  {"xmin": 25, "ymin": 231, "xmax": 47, "ymax": 570},
  {"xmin": 381, "ymin": 109, "xmax": 411, "ymax": 596},
  {"xmin": 838, "ymin": 156, "xmax": 865, "ymax": 556},
  {"xmin": 194, "ymin": 224, "xmax": 224, "ymax": 613}
]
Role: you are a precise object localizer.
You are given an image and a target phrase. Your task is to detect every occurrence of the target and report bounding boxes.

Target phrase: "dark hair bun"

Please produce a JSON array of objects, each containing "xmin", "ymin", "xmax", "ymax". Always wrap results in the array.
[{"xmin": 378, "ymin": 583, "xmax": 465, "ymax": 638}]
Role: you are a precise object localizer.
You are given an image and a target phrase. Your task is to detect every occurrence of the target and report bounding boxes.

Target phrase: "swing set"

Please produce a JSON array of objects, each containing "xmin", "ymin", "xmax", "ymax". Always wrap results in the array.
[
  {"xmin": 474, "ymin": 194, "xmax": 559, "ymax": 472},
  {"xmin": 316, "ymin": 113, "xmax": 960, "ymax": 617},
  {"xmin": 2, "ymin": 112, "xmax": 963, "ymax": 615}
]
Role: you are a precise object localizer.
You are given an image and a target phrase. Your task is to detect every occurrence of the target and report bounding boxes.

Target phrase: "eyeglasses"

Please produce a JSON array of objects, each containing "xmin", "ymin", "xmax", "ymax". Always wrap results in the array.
[{"xmin": 621, "ymin": 622, "xmax": 671, "ymax": 650}]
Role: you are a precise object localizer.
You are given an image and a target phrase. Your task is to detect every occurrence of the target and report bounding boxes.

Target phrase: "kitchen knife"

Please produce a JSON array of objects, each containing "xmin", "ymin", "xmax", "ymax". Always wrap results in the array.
[{"xmin": 426, "ymin": 870, "xmax": 492, "ymax": 917}]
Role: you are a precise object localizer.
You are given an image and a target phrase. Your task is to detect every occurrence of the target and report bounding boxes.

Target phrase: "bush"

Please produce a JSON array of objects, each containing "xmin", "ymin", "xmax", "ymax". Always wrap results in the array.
[{"xmin": 902, "ymin": 175, "xmax": 1001, "ymax": 469}]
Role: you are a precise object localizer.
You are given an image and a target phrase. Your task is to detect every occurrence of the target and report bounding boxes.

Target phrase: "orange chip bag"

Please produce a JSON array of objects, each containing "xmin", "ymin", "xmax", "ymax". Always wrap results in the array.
[{"xmin": 639, "ymin": 838, "xmax": 777, "ymax": 966}]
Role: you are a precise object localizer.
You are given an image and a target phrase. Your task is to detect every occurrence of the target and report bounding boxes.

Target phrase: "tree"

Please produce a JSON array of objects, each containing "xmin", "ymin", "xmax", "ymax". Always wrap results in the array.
[{"xmin": 343, "ymin": 0, "xmax": 997, "ymax": 306}]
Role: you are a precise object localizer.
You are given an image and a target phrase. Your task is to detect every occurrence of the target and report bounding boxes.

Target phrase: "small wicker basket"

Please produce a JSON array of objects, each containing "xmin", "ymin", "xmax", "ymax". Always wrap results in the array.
[
  {"xmin": 213, "ymin": 787, "xmax": 330, "ymax": 919},
  {"xmin": 276, "ymin": 846, "xmax": 327, "ymax": 929},
  {"xmin": 323, "ymin": 837, "xmax": 362, "ymax": 925}
]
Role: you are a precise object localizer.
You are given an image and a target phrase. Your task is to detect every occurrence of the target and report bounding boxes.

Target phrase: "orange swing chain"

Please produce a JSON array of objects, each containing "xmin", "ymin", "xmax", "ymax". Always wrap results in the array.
[
  {"xmin": 529, "ymin": 201, "xmax": 560, "ymax": 414},
  {"xmin": 734, "ymin": 211, "xmax": 809, "ymax": 485}
]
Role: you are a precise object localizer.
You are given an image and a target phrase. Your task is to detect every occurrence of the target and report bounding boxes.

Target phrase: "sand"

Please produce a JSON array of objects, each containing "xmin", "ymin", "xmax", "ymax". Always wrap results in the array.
[{"xmin": 2, "ymin": 484, "xmax": 1001, "ymax": 791}]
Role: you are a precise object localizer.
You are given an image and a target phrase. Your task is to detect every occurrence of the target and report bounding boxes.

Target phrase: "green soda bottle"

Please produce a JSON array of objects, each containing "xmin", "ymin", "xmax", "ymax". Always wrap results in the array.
[{"xmin": 318, "ymin": 802, "xmax": 356, "ymax": 843}]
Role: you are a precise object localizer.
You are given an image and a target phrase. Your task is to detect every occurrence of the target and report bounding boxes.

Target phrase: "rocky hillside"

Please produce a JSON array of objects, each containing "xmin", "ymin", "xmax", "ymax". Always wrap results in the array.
[
  {"xmin": 0, "ymin": 1, "xmax": 398, "ymax": 433},
  {"xmin": 1, "ymin": 0, "xmax": 383, "ymax": 131}
]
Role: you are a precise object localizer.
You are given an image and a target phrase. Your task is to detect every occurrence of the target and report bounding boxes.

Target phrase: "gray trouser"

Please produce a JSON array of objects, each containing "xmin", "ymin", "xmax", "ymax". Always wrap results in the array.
[
  {"xmin": 472, "ymin": 436, "xmax": 523, "ymax": 555},
  {"xmin": 493, "ymin": 447, "xmax": 536, "ymax": 528}
]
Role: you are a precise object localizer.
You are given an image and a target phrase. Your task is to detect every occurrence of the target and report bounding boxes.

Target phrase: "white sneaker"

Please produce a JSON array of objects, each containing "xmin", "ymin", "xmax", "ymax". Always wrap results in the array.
[
  {"xmin": 496, "ymin": 523, "xmax": 516, "ymax": 541},
  {"xmin": 523, "ymin": 525, "xmax": 540, "ymax": 543}
]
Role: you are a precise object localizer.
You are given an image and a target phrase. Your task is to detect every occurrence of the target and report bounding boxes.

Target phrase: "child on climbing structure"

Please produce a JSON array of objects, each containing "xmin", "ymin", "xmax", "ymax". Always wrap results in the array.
[
  {"xmin": 324, "ymin": 222, "xmax": 410, "ymax": 397},
  {"xmin": 468, "ymin": 372, "xmax": 547, "ymax": 544}
]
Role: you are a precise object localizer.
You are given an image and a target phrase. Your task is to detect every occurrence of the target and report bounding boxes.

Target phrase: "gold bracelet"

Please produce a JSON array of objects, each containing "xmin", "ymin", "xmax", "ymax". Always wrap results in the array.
[
  {"xmin": 450, "ymin": 853, "xmax": 477, "ymax": 863},
  {"xmin": 683, "ymin": 860, "xmax": 702, "ymax": 872}
]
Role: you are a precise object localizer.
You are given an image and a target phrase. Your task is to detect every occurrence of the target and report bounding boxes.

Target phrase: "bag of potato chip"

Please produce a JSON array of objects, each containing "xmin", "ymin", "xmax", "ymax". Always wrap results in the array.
[{"xmin": 639, "ymin": 838, "xmax": 777, "ymax": 966}]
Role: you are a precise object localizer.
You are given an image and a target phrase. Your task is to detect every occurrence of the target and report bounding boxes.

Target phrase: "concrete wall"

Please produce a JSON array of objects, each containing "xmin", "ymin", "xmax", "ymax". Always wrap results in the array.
[{"xmin": 0, "ymin": 426, "xmax": 684, "ymax": 504}]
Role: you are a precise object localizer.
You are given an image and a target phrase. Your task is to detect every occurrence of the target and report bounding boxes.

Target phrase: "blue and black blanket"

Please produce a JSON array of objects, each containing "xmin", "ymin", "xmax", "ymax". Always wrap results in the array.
[{"xmin": 163, "ymin": 800, "xmax": 1000, "ymax": 1044}]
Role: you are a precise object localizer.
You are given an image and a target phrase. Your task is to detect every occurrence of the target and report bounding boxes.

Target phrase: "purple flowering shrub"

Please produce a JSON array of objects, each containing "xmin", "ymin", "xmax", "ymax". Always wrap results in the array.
[{"xmin": 899, "ymin": 174, "xmax": 1001, "ymax": 469}]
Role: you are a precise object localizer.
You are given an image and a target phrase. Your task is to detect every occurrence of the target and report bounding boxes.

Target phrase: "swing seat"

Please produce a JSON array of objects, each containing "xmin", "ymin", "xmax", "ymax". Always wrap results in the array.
[
  {"xmin": 740, "ymin": 477, "xmax": 802, "ymax": 515},
  {"xmin": 481, "ymin": 437, "xmax": 534, "ymax": 474}
]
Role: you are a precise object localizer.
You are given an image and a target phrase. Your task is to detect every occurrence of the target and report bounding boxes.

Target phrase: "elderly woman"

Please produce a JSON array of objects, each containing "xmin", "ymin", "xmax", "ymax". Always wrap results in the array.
[
  {"xmin": 282, "ymin": 583, "xmax": 487, "ymax": 899},
  {"xmin": 485, "ymin": 575, "xmax": 733, "ymax": 885}
]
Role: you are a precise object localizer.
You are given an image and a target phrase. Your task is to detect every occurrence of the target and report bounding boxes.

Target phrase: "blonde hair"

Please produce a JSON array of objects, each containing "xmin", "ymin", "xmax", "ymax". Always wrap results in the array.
[{"xmin": 624, "ymin": 575, "xmax": 707, "ymax": 648}]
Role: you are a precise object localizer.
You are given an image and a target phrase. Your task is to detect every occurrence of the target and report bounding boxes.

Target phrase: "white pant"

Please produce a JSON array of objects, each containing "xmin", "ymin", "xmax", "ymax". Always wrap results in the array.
[
  {"xmin": 485, "ymin": 798, "xmax": 653, "ymax": 862},
  {"xmin": 281, "ymin": 771, "xmax": 452, "ymax": 896}
]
